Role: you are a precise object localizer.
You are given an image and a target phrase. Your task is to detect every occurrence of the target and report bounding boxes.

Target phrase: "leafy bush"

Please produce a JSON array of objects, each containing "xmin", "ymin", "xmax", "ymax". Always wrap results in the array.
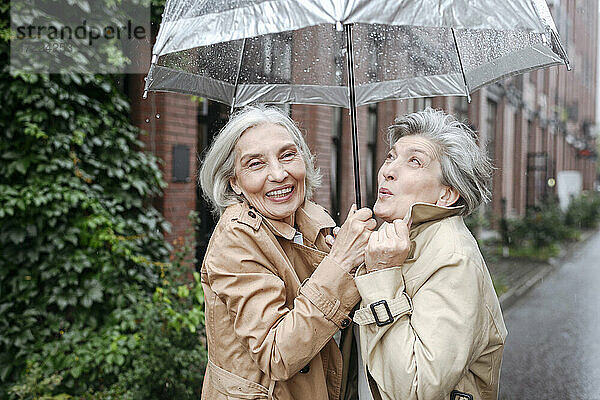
[
  {"xmin": 504, "ymin": 199, "xmax": 574, "ymax": 249},
  {"xmin": 498, "ymin": 193, "xmax": 599, "ymax": 260},
  {"xmin": 564, "ymin": 191, "xmax": 600, "ymax": 229},
  {"xmin": 10, "ymin": 230, "xmax": 207, "ymax": 399},
  {"xmin": 0, "ymin": 3, "xmax": 206, "ymax": 396}
]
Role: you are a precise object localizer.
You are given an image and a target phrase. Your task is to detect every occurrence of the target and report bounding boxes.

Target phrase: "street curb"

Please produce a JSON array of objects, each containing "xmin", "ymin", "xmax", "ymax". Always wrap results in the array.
[
  {"xmin": 498, "ymin": 229, "xmax": 597, "ymax": 311},
  {"xmin": 499, "ymin": 263, "xmax": 555, "ymax": 311}
]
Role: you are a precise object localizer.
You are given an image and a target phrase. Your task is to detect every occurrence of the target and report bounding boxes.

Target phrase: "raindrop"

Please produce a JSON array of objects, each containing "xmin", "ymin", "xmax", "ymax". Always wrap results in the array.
[
  {"xmin": 155, "ymin": 114, "xmax": 161, "ymax": 119},
  {"xmin": 144, "ymin": 76, "xmax": 148, "ymax": 81},
  {"xmin": 142, "ymin": 92, "xmax": 148, "ymax": 99},
  {"xmin": 315, "ymin": 58, "xmax": 320, "ymax": 62},
  {"xmin": 145, "ymin": 118, "xmax": 150, "ymax": 123}
]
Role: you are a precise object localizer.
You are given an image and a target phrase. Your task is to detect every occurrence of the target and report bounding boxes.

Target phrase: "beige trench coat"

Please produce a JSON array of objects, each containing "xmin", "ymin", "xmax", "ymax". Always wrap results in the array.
[
  {"xmin": 353, "ymin": 203, "xmax": 507, "ymax": 400},
  {"xmin": 200, "ymin": 200, "xmax": 360, "ymax": 400}
]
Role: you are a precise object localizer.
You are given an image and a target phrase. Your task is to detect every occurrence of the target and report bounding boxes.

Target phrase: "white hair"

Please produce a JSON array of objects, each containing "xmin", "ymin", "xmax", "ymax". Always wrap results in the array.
[
  {"xmin": 387, "ymin": 107, "xmax": 493, "ymax": 216},
  {"xmin": 199, "ymin": 105, "xmax": 321, "ymax": 216}
]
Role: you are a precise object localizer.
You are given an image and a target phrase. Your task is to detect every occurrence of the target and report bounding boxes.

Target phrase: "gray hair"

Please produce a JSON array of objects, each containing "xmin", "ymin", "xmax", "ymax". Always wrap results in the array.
[
  {"xmin": 199, "ymin": 105, "xmax": 321, "ymax": 216},
  {"xmin": 387, "ymin": 107, "xmax": 493, "ymax": 216}
]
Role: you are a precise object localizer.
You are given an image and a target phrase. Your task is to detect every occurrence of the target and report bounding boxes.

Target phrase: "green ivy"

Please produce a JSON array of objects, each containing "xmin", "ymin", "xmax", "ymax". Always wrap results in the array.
[
  {"xmin": 2, "ymin": 2, "xmax": 206, "ymax": 397},
  {"xmin": 9, "ymin": 217, "xmax": 206, "ymax": 399},
  {"xmin": 0, "ymin": 3, "xmax": 191, "ymax": 396}
]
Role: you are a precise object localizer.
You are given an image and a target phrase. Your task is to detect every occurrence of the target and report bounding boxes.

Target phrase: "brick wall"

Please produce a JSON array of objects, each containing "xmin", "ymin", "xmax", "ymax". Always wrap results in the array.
[{"xmin": 129, "ymin": 74, "xmax": 198, "ymax": 246}]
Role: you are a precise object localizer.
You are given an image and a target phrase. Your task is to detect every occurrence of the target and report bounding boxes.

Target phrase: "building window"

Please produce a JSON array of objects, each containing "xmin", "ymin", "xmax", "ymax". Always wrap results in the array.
[
  {"xmin": 414, "ymin": 97, "xmax": 432, "ymax": 111},
  {"xmin": 484, "ymin": 99, "xmax": 497, "ymax": 221},
  {"xmin": 525, "ymin": 120, "xmax": 535, "ymax": 208},
  {"xmin": 196, "ymin": 101, "xmax": 230, "ymax": 270},
  {"xmin": 486, "ymin": 100, "xmax": 497, "ymax": 163},
  {"xmin": 456, "ymin": 96, "xmax": 469, "ymax": 123}
]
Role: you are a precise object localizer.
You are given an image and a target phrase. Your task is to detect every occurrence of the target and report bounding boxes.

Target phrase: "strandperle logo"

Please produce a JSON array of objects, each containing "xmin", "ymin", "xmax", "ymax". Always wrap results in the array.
[
  {"xmin": 15, "ymin": 20, "xmax": 147, "ymax": 46},
  {"xmin": 10, "ymin": 0, "xmax": 151, "ymax": 74}
]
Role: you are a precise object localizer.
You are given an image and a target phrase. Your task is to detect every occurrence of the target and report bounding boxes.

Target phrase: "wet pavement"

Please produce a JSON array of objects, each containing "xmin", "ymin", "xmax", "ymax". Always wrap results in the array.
[{"xmin": 499, "ymin": 229, "xmax": 600, "ymax": 399}]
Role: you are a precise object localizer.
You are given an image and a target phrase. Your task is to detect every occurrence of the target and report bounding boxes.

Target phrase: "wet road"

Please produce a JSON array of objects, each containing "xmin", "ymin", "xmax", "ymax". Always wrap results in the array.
[{"xmin": 499, "ymin": 229, "xmax": 600, "ymax": 399}]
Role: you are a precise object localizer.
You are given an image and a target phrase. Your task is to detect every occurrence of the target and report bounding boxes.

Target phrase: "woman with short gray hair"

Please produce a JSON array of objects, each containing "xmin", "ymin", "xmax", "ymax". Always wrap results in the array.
[
  {"xmin": 200, "ymin": 106, "xmax": 321, "ymax": 216},
  {"xmin": 353, "ymin": 108, "xmax": 507, "ymax": 400},
  {"xmin": 385, "ymin": 107, "xmax": 493, "ymax": 216},
  {"xmin": 199, "ymin": 105, "xmax": 374, "ymax": 400}
]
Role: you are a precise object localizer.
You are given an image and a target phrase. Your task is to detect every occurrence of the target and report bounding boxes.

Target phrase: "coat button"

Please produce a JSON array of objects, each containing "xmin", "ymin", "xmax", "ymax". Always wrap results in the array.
[
  {"xmin": 299, "ymin": 364, "xmax": 310, "ymax": 374},
  {"xmin": 341, "ymin": 318, "xmax": 350, "ymax": 328},
  {"xmin": 248, "ymin": 211, "xmax": 256, "ymax": 218}
]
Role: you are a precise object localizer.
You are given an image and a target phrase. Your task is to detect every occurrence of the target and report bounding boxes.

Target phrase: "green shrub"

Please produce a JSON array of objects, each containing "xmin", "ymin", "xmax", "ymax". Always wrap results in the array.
[
  {"xmin": 564, "ymin": 191, "xmax": 600, "ymax": 229},
  {"xmin": 9, "ymin": 219, "xmax": 207, "ymax": 399},
  {"xmin": 0, "ymin": 63, "xmax": 170, "ymax": 388},
  {"xmin": 504, "ymin": 198, "xmax": 575, "ymax": 249},
  {"xmin": 0, "ymin": 3, "xmax": 208, "ymax": 395}
]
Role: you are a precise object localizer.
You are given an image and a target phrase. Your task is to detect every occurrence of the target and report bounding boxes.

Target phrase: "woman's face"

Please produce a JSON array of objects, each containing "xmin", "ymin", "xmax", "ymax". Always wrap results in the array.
[
  {"xmin": 374, "ymin": 135, "xmax": 451, "ymax": 222},
  {"xmin": 230, "ymin": 123, "xmax": 306, "ymax": 225}
]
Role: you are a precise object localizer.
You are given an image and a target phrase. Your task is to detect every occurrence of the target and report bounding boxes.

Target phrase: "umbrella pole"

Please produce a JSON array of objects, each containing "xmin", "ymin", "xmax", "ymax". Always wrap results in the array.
[{"xmin": 344, "ymin": 23, "xmax": 362, "ymax": 208}]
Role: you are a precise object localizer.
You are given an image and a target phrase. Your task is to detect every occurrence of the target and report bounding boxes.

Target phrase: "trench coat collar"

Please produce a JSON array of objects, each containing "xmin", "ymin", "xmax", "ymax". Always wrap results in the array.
[
  {"xmin": 237, "ymin": 200, "xmax": 335, "ymax": 243},
  {"xmin": 295, "ymin": 201, "xmax": 336, "ymax": 244},
  {"xmin": 405, "ymin": 202, "xmax": 463, "ymax": 232}
]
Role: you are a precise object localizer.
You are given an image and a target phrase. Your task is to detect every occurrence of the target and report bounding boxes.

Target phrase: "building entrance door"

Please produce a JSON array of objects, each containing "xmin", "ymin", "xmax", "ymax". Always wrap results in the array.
[{"xmin": 196, "ymin": 101, "xmax": 230, "ymax": 269}]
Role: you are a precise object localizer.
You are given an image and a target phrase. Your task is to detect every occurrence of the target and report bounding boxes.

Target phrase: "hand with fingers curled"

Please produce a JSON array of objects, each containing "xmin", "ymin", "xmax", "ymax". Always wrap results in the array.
[
  {"xmin": 328, "ymin": 204, "xmax": 377, "ymax": 273},
  {"xmin": 365, "ymin": 218, "xmax": 412, "ymax": 273}
]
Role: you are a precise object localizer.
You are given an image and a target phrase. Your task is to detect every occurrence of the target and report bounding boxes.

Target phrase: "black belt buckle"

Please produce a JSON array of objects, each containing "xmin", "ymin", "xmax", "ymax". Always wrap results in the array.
[
  {"xmin": 369, "ymin": 300, "xmax": 394, "ymax": 327},
  {"xmin": 450, "ymin": 390, "xmax": 473, "ymax": 400}
]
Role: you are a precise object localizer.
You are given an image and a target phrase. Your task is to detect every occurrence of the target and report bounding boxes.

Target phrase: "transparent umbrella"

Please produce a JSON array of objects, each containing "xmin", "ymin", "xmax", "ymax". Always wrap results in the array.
[{"xmin": 144, "ymin": 0, "xmax": 569, "ymax": 207}]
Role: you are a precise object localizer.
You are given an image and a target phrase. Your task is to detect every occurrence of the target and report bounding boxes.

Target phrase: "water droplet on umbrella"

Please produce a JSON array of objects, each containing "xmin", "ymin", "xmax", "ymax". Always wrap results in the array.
[
  {"xmin": 145, "ymin": 118, "xmax": 150, "ymax": 123},
  {"xmin": 155, "ymin": 114, "xmax": 160, "ymax": 119}
]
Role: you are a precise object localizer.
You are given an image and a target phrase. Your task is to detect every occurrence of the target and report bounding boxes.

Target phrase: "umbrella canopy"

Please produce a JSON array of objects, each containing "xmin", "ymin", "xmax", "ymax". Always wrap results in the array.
[{"xmin": 144, "ymin": 0, "xmax": 569, "ymax": 206}]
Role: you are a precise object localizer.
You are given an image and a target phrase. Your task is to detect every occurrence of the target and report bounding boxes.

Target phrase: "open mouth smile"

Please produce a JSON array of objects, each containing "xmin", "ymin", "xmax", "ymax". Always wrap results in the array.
[{"xmin": 266, "ymin": 186, "xmax": 294, "ymax": 200}]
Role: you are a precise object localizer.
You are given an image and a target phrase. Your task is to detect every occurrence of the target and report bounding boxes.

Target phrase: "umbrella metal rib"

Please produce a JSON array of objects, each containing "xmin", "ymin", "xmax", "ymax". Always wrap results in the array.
[
  {"xmin": 344, "ymin": 23, "xmax": 362, "ymax": 208},
  {"xmin": 230, "ymin": 38, "xmax": 247, "ymax": 114},
  {"xmin": 451, "ymin": 28, "xmax": 471, "ymax": 103}
]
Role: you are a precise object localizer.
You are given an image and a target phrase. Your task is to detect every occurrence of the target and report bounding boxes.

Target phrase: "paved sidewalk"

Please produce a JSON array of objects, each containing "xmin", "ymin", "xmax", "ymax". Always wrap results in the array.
[{"xmin": 486, "ymin": 229, "xmax": 597, "ymax": 311}]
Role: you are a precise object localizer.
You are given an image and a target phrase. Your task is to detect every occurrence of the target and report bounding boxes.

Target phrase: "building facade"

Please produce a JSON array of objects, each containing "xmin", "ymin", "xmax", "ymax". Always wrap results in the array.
[{"xmin": 128, "ymin": 0, "xmax": 598, "ymax": 261}]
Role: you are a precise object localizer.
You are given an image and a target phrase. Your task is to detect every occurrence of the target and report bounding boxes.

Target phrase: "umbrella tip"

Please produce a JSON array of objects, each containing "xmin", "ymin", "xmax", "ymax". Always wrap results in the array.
[
  {"xmin": 143, "ymin": 90, "xmax": 148, "ymax": 99},
  {"xmin": 565, "ymin": 61, "xmax": 572, "ymax": 71}
]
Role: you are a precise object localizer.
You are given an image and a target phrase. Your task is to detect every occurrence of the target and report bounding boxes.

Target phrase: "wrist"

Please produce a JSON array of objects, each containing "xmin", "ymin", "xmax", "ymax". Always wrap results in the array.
[
  {"xmin": 365, "ymin": 262, "xmax": 402, "ymax": 273},
  {"xmin": 365, "ymin": 261, "xmax": 386, "ymax": 273},
  {"xmin": 329, "ymin": 254, "xmax": 355, "ymax": 273}
]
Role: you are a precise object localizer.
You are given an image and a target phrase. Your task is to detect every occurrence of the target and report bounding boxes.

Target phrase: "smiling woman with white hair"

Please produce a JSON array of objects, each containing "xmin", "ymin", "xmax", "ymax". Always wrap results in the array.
[
  {"xmin": 353, "ymin": 108, "xmax": 507, "ymax": 400},
  {"xmin": 198, "ymin": 105, "xmax": 375, "ymax": 400}
]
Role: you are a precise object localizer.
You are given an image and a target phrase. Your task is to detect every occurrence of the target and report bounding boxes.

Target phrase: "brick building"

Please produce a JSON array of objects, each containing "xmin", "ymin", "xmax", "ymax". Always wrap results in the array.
[{"xmin": 128, "ymin": 0, "xmax": 598, "ymax": 262}]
